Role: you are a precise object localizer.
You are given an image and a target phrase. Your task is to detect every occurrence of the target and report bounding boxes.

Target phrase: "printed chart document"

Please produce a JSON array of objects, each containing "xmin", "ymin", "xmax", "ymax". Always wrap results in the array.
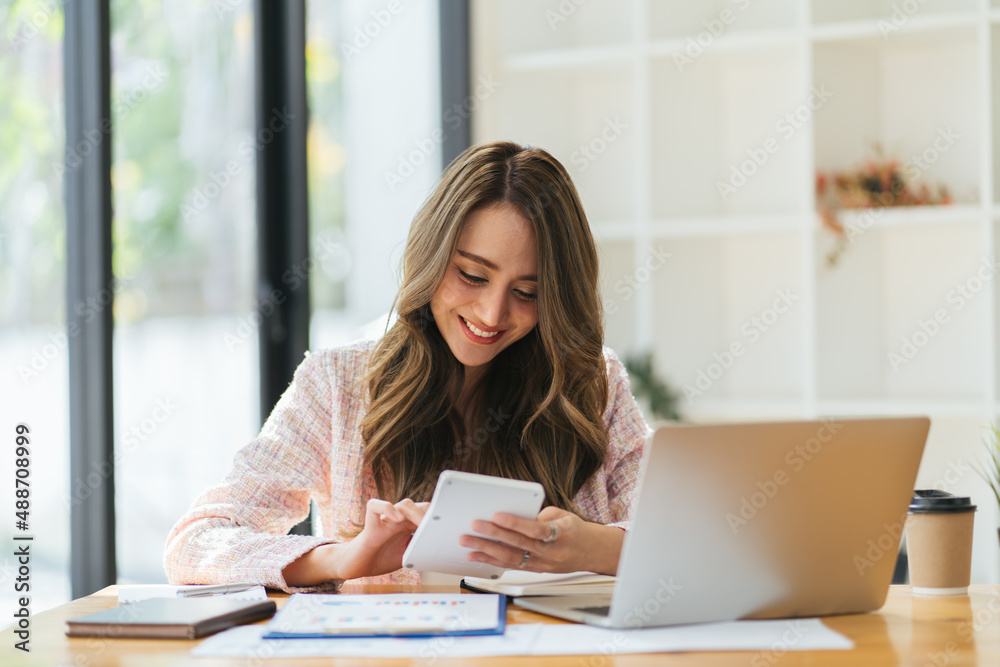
[{"xmin": 263, "ymin": 594, "xmax": 506, "ymax": 638}]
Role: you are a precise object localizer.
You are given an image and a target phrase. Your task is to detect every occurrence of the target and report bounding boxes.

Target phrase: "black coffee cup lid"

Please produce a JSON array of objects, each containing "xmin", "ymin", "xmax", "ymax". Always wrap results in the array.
[{"xmin": 909, "ymin": 489, "xmax": 976, "ymax": 514}]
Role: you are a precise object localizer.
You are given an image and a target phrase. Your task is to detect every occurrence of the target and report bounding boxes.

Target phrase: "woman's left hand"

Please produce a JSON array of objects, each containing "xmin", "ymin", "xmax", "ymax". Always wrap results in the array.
[{"xmin": 459, "ymin": 506, "xmax": 624, "ymax": 576}]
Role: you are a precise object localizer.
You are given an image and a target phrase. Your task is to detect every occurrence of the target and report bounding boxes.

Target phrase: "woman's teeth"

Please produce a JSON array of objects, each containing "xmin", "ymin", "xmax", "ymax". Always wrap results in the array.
[{"xmin": 463, "ymin": 318, "xmax": 499, "ymax": 338}]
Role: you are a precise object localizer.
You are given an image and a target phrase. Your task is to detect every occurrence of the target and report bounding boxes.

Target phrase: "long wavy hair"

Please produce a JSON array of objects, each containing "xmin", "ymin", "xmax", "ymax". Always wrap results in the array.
[{"xmin": 359, "ymin": 141, "xmax": 608, "ymax": 512}]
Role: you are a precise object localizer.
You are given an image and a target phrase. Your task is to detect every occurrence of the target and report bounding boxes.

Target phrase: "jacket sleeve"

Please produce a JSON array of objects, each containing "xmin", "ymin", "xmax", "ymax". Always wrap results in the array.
[
  {"xmin": 603, "ymin": 350, "xmax": 653, "ymax": 530},
  {"xmin": 162, "ymin": 351, "xmax": 344, "ymax": 593}
]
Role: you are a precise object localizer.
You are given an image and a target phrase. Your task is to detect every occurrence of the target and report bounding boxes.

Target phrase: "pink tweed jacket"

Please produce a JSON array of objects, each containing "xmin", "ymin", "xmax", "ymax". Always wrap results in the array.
[{"xmin": 163, "ymin": 339, "xmax": 650, "ymax": 593}]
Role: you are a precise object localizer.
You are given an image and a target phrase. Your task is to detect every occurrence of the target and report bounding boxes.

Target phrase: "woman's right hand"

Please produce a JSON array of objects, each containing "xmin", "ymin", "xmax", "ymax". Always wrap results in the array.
[
  {"xmin": 283, "ymin": 498, "xmax": 427, "ymax": 586},
  {"xmin": 334, "ymin": 498, "xmax": 428, "ymax": 579}
]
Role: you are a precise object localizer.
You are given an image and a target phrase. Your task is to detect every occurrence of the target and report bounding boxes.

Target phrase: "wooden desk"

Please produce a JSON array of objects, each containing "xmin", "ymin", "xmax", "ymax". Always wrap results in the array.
[{"xmin": 4, "ymin": 584, "xmax": 1000, "ymax": 665}]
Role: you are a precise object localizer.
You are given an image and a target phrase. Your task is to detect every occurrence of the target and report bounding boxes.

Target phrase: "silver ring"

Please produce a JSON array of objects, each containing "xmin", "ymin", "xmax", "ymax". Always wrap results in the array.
[
  {"xmin": 540, "ymin": 521, "xmax": 559, "ymax": 544},
  {"xmin": 518, "ymin": 549, "xmax": 531, "ymax": 569}
]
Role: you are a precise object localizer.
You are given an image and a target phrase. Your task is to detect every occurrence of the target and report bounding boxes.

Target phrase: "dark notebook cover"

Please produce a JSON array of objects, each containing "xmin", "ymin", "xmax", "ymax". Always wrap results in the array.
[{"xmin": 65, "ymin": 597, "xmax": 277, "ymax": 639}]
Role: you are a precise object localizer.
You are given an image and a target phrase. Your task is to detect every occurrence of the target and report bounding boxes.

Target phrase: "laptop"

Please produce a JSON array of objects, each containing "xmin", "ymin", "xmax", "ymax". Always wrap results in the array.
[{"xmin": 514, "ymin": 417, "xmax": 930, "ymax": 627}]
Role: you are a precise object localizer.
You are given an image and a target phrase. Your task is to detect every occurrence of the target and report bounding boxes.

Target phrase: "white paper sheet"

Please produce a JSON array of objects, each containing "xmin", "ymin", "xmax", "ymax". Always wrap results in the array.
[
  {"xmin": 117, "ymin": 584, "xmax": 269, "ymax": 604},
  {"xmin": 191, "ymin": 619, "xmax": 853, "ymax": 658}
]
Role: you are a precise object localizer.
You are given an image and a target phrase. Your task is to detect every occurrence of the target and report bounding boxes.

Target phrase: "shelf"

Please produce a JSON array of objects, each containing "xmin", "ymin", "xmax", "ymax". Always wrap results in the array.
[
  {"xmin": 475, "ymin": 0, "xmax": 1000, "ymax": 588},
  {"xmin": 825, "ymin": 205, "xmax": 983, "ymax": 230},
  {"xmin": 811, "ymin": 0, "xmax": 977, "ymax": 26},
  {"xmin": 818, "ymin": 399, "xmax": 988, "ymax": 418},
  {"xmin": 591, "ymin": 221, "xmax": 638, "ymax": 241},
  {"xmin": 649, "ymin": 0, "xmax": 799, "ymax": 41},
  {"xmin": 645, "ymin": 28, "xmax": 799, "ymax": 60},
  {"xmin": 681, "ymin": 397, "xmax": 989, "ymax": 421},
  {"xmin": 502, "ymin": 45, "xmax": 634, "ymax": 73},
  {"xmin": 682, "ymin": 397, "xmax": 808, "ymax": 422},
  {"xmin": 501, "ymin": 32, "xmax": 801, "ymax": 73},
  {"xmin": 592, "ymin": 216, "xmax": 807, "ymax": 240},
  {"xmin": 649, "ymin": 215, "xmax": 803, "ymax": 237},
  {"xmin": 810, "ymin": 13, "xmax": 979, "ymax": 43}
]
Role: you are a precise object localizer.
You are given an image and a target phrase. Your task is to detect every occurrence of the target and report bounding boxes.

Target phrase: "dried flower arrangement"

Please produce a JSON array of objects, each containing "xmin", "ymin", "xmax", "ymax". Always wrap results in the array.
[{"xmin": 815, "ymin": 146, "xmax": 952, "ymax": 267}]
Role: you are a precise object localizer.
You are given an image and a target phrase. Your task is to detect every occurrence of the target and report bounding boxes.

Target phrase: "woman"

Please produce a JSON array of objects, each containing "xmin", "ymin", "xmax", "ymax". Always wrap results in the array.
[{"xmin": 163, "ymin": 141, "xmax": 649, "ymax": 592}]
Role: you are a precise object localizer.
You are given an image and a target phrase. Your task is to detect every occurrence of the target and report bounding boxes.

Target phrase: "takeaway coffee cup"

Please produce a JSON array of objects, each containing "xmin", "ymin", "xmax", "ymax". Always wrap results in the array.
[{"xmin": 905, "ymin": 490, "xmax": 976, "ymax": 595}]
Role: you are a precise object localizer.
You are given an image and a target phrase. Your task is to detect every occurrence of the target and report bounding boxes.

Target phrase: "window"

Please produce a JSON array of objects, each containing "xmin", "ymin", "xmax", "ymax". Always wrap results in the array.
[
  {"xmin": 1, "ymin": 0, "xmax": 451, "ymax": 610},
  {"xmin": 0, "ymin": 0, "xmax": 70, "ymax": 615},
  {"xmin": 109, "ymin": 0, "xmax": 259, "ymax": 586}
]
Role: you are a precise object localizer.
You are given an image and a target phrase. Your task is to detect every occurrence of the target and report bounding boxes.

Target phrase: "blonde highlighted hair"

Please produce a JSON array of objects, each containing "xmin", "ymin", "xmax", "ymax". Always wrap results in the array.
[{"xmin": 360, "ymin": 141, "xmax": 608, "ymax": 512}]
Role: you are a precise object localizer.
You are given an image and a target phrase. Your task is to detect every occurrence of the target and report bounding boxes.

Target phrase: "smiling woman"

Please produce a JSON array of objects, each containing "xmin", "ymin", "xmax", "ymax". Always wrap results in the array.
[
  {"xmin": 163, "ymin": 141, "xmax": 651, "ymax": 591},
  {"xmin": 430, "ymin": 205, "xmax": 539, "ymax": 377}
]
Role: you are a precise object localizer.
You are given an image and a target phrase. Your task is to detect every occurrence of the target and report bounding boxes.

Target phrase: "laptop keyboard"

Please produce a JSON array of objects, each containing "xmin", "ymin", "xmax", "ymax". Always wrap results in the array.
[{"xmin": 573, "ymin": 605, "xmax": 611, "ymax": 616}]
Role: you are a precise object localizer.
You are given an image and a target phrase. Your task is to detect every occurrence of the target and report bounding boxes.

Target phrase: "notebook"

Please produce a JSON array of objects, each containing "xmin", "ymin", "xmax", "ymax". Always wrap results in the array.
[
  {"xmin": 462, "ymin": 571, "xmax": 616, "ymax": 597},
  {"xmin": 65, "ymin": 598, "xmax": 276, "ymax": 639}
]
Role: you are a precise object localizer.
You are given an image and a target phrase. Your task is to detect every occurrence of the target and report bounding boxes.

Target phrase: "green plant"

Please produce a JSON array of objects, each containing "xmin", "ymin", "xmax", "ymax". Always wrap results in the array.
[
  {"xmin": 975, "ymin": 422, "xmax": 1000, "ymax": 512},
  {"xmin": 623, "ymin": 352, "xmax": 681, "ymax": 422}
]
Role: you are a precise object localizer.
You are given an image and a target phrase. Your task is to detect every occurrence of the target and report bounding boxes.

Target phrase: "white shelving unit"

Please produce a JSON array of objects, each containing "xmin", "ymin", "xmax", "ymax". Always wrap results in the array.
[{"xmin": 472, "ymin": 0, "xmax": 1000, "ymax": 583}]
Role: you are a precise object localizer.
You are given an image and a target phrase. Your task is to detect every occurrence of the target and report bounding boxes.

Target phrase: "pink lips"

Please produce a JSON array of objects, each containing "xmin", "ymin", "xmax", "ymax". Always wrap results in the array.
[{"xmin": 458, "ymin": 315, "xmax": 506, "ymax": 345}]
